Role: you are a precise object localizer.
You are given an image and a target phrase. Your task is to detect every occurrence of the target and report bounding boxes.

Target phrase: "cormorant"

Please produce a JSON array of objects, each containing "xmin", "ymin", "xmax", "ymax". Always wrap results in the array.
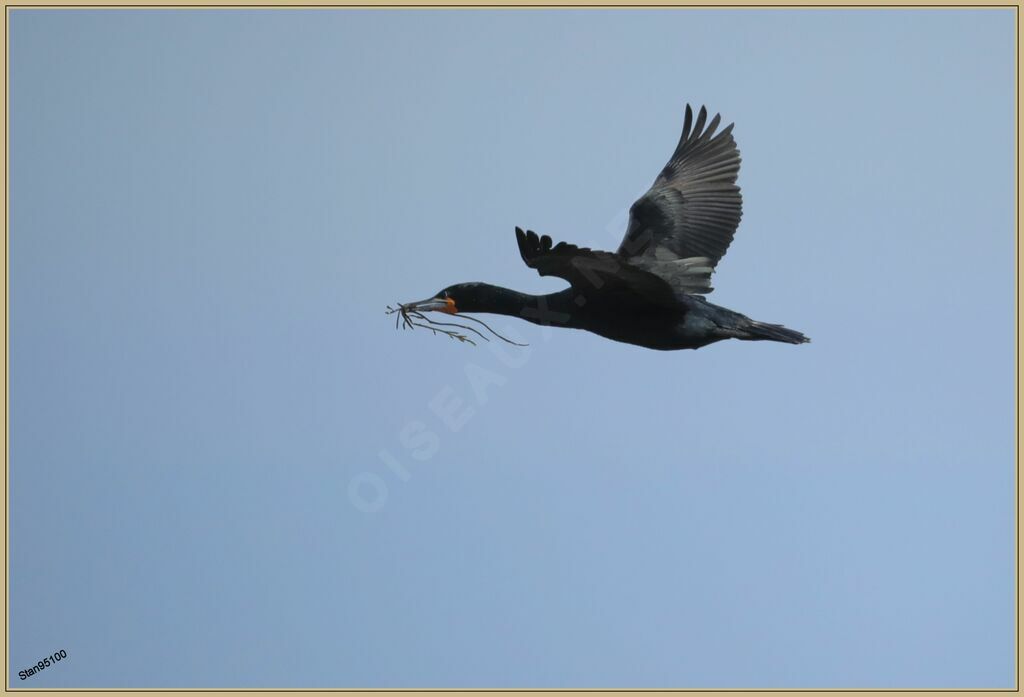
[{"xmin": 397, "ymin": 105, "xmax": 809, "ymax": 351}]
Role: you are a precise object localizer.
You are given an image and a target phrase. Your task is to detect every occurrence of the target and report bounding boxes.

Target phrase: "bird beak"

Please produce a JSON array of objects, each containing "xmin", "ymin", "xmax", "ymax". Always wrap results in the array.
[{"xmin": 404, "ymin": 297, "xmax": 458, "ymax": 314}]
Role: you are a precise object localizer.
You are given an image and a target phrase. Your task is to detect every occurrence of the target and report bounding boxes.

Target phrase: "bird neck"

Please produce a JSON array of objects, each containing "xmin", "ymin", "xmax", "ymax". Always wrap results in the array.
[{"xmin": 463, "ymin": 285, "xmax": 575, "ymax": 327}]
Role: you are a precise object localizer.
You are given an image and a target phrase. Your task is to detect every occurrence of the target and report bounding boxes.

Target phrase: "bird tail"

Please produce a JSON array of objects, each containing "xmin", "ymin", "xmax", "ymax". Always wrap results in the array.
[{"xmin": 740, "ymin": 319, "xmax": 810, "ymax": 345}]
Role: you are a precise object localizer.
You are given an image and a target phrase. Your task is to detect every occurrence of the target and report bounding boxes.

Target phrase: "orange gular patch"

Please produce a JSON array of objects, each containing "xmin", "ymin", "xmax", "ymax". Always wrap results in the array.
[{"xmin": 440, "ymin": 297, "xmax": 458, "ymax": 314}]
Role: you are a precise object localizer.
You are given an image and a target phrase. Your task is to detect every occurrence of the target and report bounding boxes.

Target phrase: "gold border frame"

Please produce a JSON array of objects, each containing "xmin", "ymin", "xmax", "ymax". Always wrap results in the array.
[{"xmin": 0, "ymin": 4, "xmax": 1017, "ymax": 695}]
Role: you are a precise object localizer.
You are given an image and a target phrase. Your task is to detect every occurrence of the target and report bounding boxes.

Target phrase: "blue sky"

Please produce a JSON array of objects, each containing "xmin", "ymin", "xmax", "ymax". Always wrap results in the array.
[{"xmin": 8, "ymin": 8, "xmax": 1016, "ymax": 688}]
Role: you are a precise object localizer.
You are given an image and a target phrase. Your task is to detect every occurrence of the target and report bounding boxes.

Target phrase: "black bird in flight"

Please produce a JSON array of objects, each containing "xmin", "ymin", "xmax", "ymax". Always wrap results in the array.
[{"xmin": 397, "ymin": 105, "xmax": 809, "ymax": 350}]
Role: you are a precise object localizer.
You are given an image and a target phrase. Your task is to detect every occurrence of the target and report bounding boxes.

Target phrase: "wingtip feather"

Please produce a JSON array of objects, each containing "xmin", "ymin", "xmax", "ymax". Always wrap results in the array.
[
  {"xmin": 693, "ymin": 106, "xmax": 708, "ymax": 137},
  {"xmin": 681, "ymin": 104, "xmax": 693, "ymax": 142}
]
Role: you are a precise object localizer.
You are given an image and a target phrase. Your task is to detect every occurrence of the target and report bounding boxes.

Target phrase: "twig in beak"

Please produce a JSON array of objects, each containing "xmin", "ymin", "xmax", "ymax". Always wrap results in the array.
[
  {"xmin": 386, "ymin": 301, "xmax": 528, "ymax": 347},
  {"xmin": 448, "ymin": 313, "xmax": 529, "ymax": 346},
  {"xmin": 406, "ymin": 310, "xmax": 491, "ymax": 343}
]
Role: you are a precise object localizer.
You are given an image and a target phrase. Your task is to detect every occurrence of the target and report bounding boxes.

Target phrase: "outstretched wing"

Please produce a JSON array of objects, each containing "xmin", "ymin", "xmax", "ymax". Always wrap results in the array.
[
  {"xmin": 617, "ymin": 105, "xmax": 742, "ymax": 268},
  {"xmin": 515, "ymin": 227, "xmax": 679, "ymax": 306}
]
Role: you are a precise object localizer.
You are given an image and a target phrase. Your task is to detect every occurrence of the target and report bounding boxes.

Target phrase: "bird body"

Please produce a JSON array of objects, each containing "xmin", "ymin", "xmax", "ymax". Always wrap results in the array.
[
  {"xmin": 437, "ymin": 282, "xmax": 805, "ymax": 350},
  {"xmin": 398, "ymin": 105, "xmax": 809, "ymax": 351}
]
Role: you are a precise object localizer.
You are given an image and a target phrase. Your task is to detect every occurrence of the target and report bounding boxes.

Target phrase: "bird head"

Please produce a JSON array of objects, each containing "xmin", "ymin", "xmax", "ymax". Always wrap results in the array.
[
  {"xmin": 387, "ymin": 283, "xmax": 528, "ymax": 347},
  {"xmin": 402, "ymin": 283, "xmax": 499, "ymax": 315},
  {"xmin": 399, "ymin": 290, "xmax": 457, "ymax": 315}
]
